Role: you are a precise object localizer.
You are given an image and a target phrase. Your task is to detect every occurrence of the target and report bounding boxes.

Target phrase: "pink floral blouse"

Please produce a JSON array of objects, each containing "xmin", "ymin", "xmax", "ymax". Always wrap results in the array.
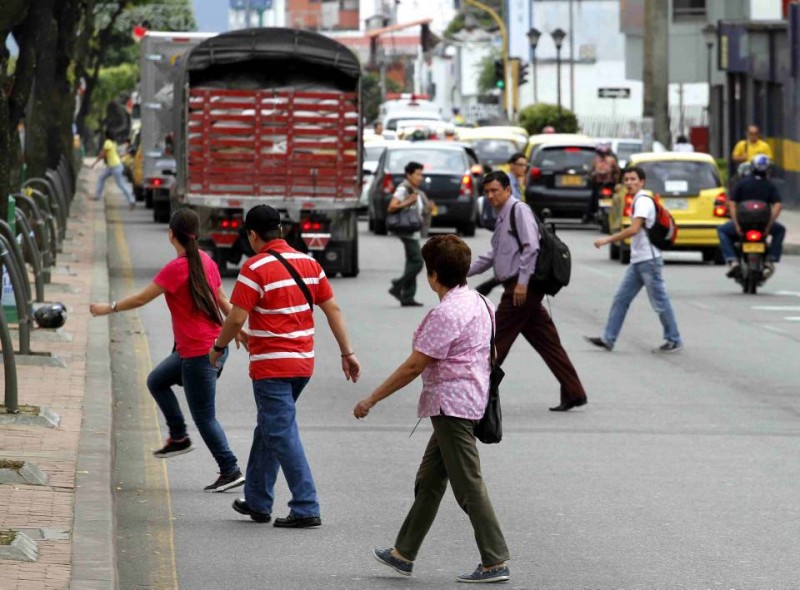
[{"xmin": 412, "ymin": 285, "xmax": 493, "ymax": 420}]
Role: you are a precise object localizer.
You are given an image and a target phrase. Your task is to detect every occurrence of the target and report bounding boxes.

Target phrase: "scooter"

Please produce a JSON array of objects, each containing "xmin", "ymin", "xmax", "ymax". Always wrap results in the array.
[
  {"xmin": 732, "ymin": 199, "xmax": 772, "ymax": 295},
  {"xmin": 595, "ymin": 181, "xmax": 616, "ymax": 233}
]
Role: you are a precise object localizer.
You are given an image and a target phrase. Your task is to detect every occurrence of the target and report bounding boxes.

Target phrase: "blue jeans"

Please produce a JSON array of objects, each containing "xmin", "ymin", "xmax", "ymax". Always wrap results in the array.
[
  {"xmin": 717, "ymin": 220, "xmax": 785, "ymax": 263},
  {"xmin": 95, "ymin": 163, "xmax": 134, "ymax": 203},
  {"xmin": 147, "ymin": 349, "xmax": 239, "ymax": 475},
  {"xmin": 244, "ymin": 377, "xmax": 318, "ymax": 517},
  {"xmin": 603, "ymin": 258, "xmax": 681, "ymax": 347}
]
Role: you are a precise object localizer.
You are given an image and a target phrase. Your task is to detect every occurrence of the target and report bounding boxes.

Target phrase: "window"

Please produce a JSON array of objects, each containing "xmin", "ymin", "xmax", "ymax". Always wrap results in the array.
[{"xmin": 673, "ymin": 0, "xmax": 706, "ymax": 20}]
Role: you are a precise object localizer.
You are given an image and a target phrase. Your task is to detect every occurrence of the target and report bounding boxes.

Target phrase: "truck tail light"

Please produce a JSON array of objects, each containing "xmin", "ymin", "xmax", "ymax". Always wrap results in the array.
[
  {"xmin": 623, "ymin": 194, "xmax": 634, "ymax": 218},
  {"xmin": 529, "ymin": 166, "xmax": 541, "ymax": 182},
  {"xmin": 301, "ymin": 219, "xmax": 324, "ymax": 232},
  {"xmin": 217, "ymin": 214, "xmax": 243, "ymax": 232},
  {"xmin": 745, "ymin": 230, "xmax": 763, "ymax": 242},
  {"xmin": 713, "ymin": 192, "xmax": 729, "ymax": 217},
  {"xmin": 382, "ymin": 173, "xmax": 395, "ymax": 194},
  {"xmin": 460, "ymin": 172, "xmax": 474, "ymax": 197},
  {"xmin": 147, "ymin": 177, "xmax": 163, "ymax": 188}
]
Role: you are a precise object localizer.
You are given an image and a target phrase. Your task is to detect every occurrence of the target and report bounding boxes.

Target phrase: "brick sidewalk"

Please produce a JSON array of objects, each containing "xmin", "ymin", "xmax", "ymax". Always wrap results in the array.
[{"xmin": 1, "ymin": 167, "xmax": 114, "ymax": 590}]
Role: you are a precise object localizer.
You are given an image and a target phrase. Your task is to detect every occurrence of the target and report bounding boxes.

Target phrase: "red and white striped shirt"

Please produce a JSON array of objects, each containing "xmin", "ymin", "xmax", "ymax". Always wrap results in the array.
[{"xmin": 230, "ymin": 240, "xmax": 333, "ymax": 380}]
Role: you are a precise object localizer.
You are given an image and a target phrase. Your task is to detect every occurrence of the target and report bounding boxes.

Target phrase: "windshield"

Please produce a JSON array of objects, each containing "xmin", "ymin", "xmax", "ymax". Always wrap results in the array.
[
  {"xmin": 637, "ymin": 161, "xmax": 720, "ymax": 196},
  {"xmin": 387, "ymin": 149, "xmax": 468, "ymax": 174},
  {"xmin": 470, "ymin": 139, "xmax": 519, "ymax": 166},
  {"xmin": 615, "ymin": 142, "xmax": 641, "ymax": 163},
  {"xmin": 386, "ymin": 115, "xmax": 441, "ymax": 131},
  {"xmin": 532, "ymin": 146, "xmax": 595, "ymax": 172}
]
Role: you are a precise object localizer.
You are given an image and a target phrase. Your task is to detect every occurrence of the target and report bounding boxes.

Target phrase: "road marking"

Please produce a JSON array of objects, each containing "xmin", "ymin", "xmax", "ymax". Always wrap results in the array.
[
  {"xmin": 776, "ymin": 291, "xmax": 800, "ymax": 297},
  {"xmin": 751, "ymin": 306, "xmax": 800, "ymax": 312},
  {"xmin": 785, "ymin": 317, "xmax": 800, "ymax": 322},
  {"xmin": 109, "ymin": 202, "xmax": 179, "ymax": 590}
]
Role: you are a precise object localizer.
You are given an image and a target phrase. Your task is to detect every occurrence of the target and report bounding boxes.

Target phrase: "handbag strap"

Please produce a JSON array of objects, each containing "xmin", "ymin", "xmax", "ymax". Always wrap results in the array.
[
  {"xmin": 267, "ymin": 249, "xmax": 313, "ymax": 309},
  {"xmin": 478, "ymin": 294, "xmax": 496, "ymax": 365}
]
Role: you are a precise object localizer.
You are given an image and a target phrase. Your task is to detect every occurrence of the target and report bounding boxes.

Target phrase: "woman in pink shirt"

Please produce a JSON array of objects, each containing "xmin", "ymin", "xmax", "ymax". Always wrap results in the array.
[
  {"xmin": 90, "ymin": 208, "xmax": 245, "ymax": 493},
  {"xmin": 354, "ymin": 234, "xmax": 510, "ymax": 584}
]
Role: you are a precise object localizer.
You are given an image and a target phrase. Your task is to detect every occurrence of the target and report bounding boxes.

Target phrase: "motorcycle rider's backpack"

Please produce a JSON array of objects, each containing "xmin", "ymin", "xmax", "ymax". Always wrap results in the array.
[
  {"xmin": 509, "ymin": 202, "xmax": 571, "ymax": 296},
  {"xmin": 634, "ymin": 193, "xmax": 678, "ymax": 250}
]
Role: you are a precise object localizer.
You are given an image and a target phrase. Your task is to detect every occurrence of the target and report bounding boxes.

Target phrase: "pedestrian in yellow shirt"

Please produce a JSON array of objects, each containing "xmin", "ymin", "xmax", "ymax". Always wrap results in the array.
[
  {"xmin": 731, "ymin": 125, "xmax": 773, "ymax": 164},
  {"xmin": 92, "ymin": 129, "xmax": 135, "ymax": 210}
]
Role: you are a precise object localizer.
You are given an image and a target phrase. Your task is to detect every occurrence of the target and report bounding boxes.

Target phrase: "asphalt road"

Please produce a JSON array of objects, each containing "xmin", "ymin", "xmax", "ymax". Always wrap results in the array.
[{"xmin": 110, "ymin": 208, "xmax": 800, "ymax": 590}]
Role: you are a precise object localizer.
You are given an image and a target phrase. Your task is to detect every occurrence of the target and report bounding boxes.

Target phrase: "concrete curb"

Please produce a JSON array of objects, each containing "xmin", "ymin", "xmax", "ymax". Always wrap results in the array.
[
  {"xmin": 69, "ymin": 185, "xmax": 118, "ymax": 589},
  {"xmin": 783, "ymin": 243, "xmax": 800, "ymax": 256}
]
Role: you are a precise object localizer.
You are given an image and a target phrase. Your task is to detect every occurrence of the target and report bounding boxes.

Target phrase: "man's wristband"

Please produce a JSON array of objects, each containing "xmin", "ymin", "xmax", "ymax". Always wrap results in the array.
[
  {"xmin": 341, "ymin": 351, "xmax": 355, "ymax": 358},
  {"xmin": 212, "ymin": 341, "xmax": 226, "ymax": 353},
  {"xmin": 111, "ymin": 301, "xmax": 118, "ymax": 312}
]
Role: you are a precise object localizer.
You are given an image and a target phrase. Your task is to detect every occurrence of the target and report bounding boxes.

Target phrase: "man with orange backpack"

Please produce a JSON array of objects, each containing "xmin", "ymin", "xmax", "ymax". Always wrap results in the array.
[{"xmin": 585, "ymin": 166, "xmax": 683, "ymax": 353}]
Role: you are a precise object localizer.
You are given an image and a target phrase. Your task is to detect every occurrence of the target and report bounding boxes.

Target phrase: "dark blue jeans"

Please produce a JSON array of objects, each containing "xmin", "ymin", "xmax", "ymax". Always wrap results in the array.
[
  {"xmin": 717, "ymin": 219, "xmax": 785, "ymax": 263},
  {"xmin": 147, "ymin": 349, "xmax": 239, "ymax": 476},
  {"xmin": 244, "ymin": 377, "xmax": 319, "ymax": 517}
]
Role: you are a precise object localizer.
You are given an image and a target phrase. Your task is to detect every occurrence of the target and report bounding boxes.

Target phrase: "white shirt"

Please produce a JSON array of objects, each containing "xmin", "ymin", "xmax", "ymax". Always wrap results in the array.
[{"xmin": 630, "ymin": 192, "xmax": 661, "ymax": 264}]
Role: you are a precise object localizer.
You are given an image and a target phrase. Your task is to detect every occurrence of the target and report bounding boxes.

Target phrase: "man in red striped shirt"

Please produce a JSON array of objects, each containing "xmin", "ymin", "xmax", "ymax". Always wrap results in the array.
[{"xmin": 210, "ymin": 205, "xmax": 360, "ymax": 528}]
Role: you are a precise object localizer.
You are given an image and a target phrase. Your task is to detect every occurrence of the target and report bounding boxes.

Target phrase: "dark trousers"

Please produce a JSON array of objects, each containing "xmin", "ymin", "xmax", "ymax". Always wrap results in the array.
[
  {"xmin": 394, "ymin": 236, "xmax": 423, "ymax": 303},
  {"xmin": 495, "ymin": 284, "xmax": 586, "ymax": 404},
  {"xmin": 394, "ymin": 416, "xmax": 509, "ymax": 566}
]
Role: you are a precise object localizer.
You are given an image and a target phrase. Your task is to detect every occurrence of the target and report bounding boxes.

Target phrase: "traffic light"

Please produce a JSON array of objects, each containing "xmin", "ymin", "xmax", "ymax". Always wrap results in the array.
[
  {"xmin": 518, "ymin": 61, "xmax": 529, "ymax": 86},
  {"xmin": 493, "ymin": 59, "xmax": 505, "ymax": 89}
]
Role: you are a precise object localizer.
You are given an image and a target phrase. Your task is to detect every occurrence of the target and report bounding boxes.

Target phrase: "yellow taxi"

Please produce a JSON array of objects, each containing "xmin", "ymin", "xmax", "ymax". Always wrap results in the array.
[
  {"xmin": 524, "ymin": 132, "xmax": 593, "ymax": 160},
  {"xmin": 607, "ymin": 151, "xmax": 729, "ymax": 264},
  {"xmin": 457, "ymin": 126, "xmax": 528, "ymax": 174}
]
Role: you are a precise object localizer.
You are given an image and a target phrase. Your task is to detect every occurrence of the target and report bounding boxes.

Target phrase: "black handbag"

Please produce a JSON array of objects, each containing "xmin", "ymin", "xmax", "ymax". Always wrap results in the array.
[
  {"xmin": 474, "ymin": 295, "xmax": 504, "ymax": 444},
  {"xmin": 386, "ymin": 196, "xmax": 422, "ymax": 234}
]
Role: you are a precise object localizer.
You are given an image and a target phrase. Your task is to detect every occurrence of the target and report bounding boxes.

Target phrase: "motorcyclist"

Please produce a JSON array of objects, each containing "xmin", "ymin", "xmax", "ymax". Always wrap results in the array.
[
  {"xmin": 584, "ymin": 142, "xmax": 619, "ymax": 223},
  {"xmin": 717, "ymin": 154, "xmax": 785, "ymax": 278}
]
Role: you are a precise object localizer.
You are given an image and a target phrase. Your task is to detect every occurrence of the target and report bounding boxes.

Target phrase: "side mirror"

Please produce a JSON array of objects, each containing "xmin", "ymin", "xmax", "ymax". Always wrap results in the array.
[{"xmin": 362, "ymin": 168, "xmax": 374, "ymax": 176}]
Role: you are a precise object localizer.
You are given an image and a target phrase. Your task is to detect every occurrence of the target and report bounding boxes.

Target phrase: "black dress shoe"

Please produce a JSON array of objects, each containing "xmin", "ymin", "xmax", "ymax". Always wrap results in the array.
[
  {"xmin": 400, "ymin": 300, "xmax": 424, "ymax": 307},
  {"xmin": 232, "ymin": 498, "xmax": 271, "ymax": 523},
  {"xmin": 549, "ymin": 398, "xmax": 588, "ymax": 412},
  {"xmin": 273, "ymin": 514, "xmax": 322, "ymax": 528},
  {"xmin": 388, "ymin": 284, "xmax": 402, "ymax": 302}
]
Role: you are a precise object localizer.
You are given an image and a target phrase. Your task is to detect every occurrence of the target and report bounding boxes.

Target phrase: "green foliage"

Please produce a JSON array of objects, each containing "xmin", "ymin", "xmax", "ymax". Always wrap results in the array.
[
  {"xmin": 518, "ymin": 103, "xmax": 579, "ymax": 135},
  {"xmin": 444, "ymin": 0, "xmax": 503, "ymax": 37},
  {"xmin": 85, "ymin": 63, "xmax": 138, "ymax": 136},
  {"xmin": 716, "ymin": 158, "xmax": 729, "ymax": 186},
  {"xmin": 362, "ymin": 72, "xmax": 402, "ymax": 123},
  {"xmin": 477, "ymin": 50, "xmax": 500, "ymax": 95}
]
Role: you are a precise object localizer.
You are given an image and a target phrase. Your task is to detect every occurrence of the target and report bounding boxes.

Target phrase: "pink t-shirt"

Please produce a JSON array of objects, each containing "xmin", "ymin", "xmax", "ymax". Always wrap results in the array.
[
  {"xmin": 153, "ymin": 250, "xmax": 222, "ymax": 358},
  {"xmin": 412, "ymin": 285, "xmax": 493, "ymax": 420}
]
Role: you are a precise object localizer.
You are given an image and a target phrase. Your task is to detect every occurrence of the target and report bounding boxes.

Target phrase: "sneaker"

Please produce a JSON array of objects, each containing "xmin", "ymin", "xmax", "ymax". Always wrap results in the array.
[
  {"xmin": 764, "ymin": 260, "xmax": 775, "ymax": 278},
  {"xmin": 152, "ymin": 437, "xmax": 194, "ymax": 459},
  {"xmin": 725, "ymin": 262, "xmax": 740, "ymax": 278},
  {"xmin": 204, "ymin": 469, "xmax": 245, "ymax": 493},
  {"xmin": 373, "ymin": 547, "xmax": 413, "ymax": 577},
  {"xmin": 653, "ymin": 341, "xmax": 683, "ymax": 354},
  {"xmin": 128, "ymin": 202, "xmax": 136, "ymax": 211},
  {"xmin": 584, "ymin": 336, "xmax": 612, "ymax": 351},
  {"xmin": 232, "ymin": 498, "xmax": 271, "ymax": 523},
  {"xmin": 456, "ymin": 563, "xmax": 510, "ymax": 583},
  {"xmin": 273, "ymin": 513, "xmax": 322, "ymax": 528}
]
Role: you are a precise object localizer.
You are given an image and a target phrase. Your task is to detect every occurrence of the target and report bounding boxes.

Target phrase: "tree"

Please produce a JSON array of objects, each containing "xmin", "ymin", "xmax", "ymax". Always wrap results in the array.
[
  {"xmin": 518, "ymin": 103, "xmax": 579, "ymax": 135},
  {"xmin": 477, "ymin": 50, "xmax": 501, "ymax": 95},
  {"xmin": 361, "ymin": 72, "xmax": 402, "ymax": 123}
]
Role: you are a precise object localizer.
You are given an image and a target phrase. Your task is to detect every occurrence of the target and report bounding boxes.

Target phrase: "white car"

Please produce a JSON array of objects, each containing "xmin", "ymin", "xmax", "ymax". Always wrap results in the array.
[{"xmin": 597, "ymin": 137, "xmax": 667, "ymax": 168}]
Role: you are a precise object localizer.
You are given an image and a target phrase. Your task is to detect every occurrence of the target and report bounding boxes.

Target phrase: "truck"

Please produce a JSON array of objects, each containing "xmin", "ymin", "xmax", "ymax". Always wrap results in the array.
[
  {"xmin": 170, "ymin": 28, "xmax": 362, "ymax": 277},
  {"xmin": 139, "ymin": 32, "xmax": 216, "ymax": 222}
]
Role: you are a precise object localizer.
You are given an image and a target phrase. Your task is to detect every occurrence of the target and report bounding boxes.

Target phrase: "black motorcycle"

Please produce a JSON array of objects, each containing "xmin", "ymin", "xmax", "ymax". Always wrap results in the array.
[{"xmin": 732, "ymin": 200, "xmax": 771, "ymax": 294}]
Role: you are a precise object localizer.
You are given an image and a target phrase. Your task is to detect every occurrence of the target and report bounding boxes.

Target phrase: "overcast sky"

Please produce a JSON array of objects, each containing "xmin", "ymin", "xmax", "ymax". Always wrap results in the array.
[{"xmin": 192, "ymin": 0, "xmax": 229, "ymax": 33}]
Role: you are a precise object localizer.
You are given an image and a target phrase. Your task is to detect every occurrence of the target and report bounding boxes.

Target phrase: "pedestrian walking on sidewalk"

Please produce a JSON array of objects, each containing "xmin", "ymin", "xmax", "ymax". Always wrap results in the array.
[
  {"xmin": 354, "ymin": 234, "xmax": 510, "ymax": 584},
  {"xmin": 91, "ymin": 129, "xmax": 135, "ymax": 210},
  {"xmin": 209, "ymin": 205, "xmax": 360, "ymax": 528},
  {"xmin": 388, "ymin": 161, "xmax": 432, "ymax": 307},
  {"xmin": 587, "ymin": 166, "xmax": 683, "ymax": 353},
  {"xmin": 90, "ymin": 208, "xmax": 247, "ymax": 493},
  {"xmin": 468, "ymin": 171, "xmax": 588, "ymax": 412}
]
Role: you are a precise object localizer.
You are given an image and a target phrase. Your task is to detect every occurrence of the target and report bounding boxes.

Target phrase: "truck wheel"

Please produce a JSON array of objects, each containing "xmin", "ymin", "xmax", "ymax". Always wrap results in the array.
[
  {"xmin": 459, "ymin": 222, "xmax": 476, "ymax": 237},
  {"xmin": 374, "ymin": 218, "xmax": 387, "ymax": 236},
  {"xmin": 620, "ymin": 245, "xmax": 631, "ymax": 264},
  {"xmin": 609, "ymin": 242, "xmax": 620, "ymax": 260}
]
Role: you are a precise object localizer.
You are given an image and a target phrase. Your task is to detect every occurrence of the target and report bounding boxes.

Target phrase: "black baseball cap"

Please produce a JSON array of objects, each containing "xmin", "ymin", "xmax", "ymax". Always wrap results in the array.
[{"xmin": 244, "ymin": 205, "xmax": 281, "ymax": 232}]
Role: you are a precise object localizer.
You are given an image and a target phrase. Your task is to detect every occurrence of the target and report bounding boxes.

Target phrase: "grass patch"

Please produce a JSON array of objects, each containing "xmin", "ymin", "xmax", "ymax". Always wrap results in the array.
[
  {"xmin": 0, "ymin": 404, "xmax": 40, "ymax": 416},
  {"xmin": 0, "ymin": 530, "xmax": 16, "ymax": 545},
  {"xmin": 0, "ymin": 460, "xmax": 24, "ymax": 471}
]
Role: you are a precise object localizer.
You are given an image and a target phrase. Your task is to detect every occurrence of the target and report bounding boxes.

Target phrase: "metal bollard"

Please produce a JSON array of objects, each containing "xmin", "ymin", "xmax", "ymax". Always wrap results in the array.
[
  {"xmin": 0, "ymin": 235, "xmax": 31, "ymax": 355},
  {"xmin": 0, "ymin": 266, "xmax": 19, "ymax": 413},
  {"xmin": 15, "ymin": 210, "xmax": 45, "ymax": 302}
]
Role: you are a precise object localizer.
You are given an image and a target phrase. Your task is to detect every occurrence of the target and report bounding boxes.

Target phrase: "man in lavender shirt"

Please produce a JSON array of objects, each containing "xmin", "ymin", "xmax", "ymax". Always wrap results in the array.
[{"xmin": 469, "ymin": 171, "xmax": 588, "ymax": 412}]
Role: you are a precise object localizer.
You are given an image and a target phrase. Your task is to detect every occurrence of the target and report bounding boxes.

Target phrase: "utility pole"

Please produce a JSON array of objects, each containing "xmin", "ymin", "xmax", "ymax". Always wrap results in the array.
[
  {"xmin": 569, "ymin": 0, "xmax": 575, "ymax": 112},
  {"xmin": 643, "ymin": 0, "xmax": 670, "ymax": 147}
]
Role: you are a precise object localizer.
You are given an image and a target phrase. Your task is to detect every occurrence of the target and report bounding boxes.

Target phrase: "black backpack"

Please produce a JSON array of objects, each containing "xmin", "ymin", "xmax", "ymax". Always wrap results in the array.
[{"xmin": 509, "ymin": 201, "xmax": 572, "ymax": 296}]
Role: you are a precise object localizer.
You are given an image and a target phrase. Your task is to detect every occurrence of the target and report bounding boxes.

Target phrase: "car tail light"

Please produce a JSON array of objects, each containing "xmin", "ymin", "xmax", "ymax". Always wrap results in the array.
[
  {"xmin": 623, "ymin": 194, "xmax": 634, "ymax": 218},
  {"xmin": 470, "ymin": 164, "xmax": 484, "ymax": 175},
  {"xmin": 600, "ymin": 187, "xmax": 613, "ymax": 197},
  {"xmin": 529, "ymin": 166, "xmax": 542, "ymax": 181},
  {"xmin": 745, "ymin": 230, "xmax": 763, "ymax": 242},
  {"xmin": 147, "ymin": 177, "xmax": 163, "ymax": 188},
  {"xmin": 460, "ymin": 172, "xmax": 474, "ymax": 197},
  {"xmin": 382, "ymin": 173, "xmax": 395, "ymax": 194},
  {"xmin": 564, "ymin": 147, "xmax": 581, "ymax": 152},
  {"xmin": 713, "ymin": 192, "xmax": 729, "ymax": 217}
]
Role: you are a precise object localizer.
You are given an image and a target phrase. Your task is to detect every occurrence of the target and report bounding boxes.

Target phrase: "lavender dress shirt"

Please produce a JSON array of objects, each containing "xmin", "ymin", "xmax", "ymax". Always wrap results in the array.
[{"xmin": 468, "ymin": 197, "xmax": 540, "ymax": 286}]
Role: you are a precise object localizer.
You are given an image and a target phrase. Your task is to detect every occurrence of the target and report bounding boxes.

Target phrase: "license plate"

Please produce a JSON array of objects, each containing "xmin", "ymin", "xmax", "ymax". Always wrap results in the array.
[
  {"xmin": 432, "ymin": 204, "xmax": 447, "ymax": 215},
  {"xmin": 662, "ymin": 198, "xmax": 688, "ymax": 211},
  {"xmin": 742, "ymin": 242, "xmax": 765, "ymax": 253},
  {"xmin": 598, "ymin": 197, "xmax": 612, "ymax": 208},
  {"xmin": 557, "ymin": 175, "xmax": 585, "ymax": 188}
]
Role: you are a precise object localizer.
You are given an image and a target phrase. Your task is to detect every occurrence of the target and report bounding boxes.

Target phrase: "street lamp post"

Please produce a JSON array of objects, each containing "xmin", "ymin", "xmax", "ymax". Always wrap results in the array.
[
  {"xmin": 527, "ymin": 27, "xmax": 541, "ymax": 104},
  {"xmin": 702, "ymin": 23, "xmax": 717, "ymax": 106},
  {"xmin": 551, "ymin": 28, "xmax": 567, "ymax": 114}
]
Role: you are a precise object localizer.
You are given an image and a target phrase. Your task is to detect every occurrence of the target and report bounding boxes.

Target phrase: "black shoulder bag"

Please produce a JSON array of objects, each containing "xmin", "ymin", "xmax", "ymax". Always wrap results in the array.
[
  {"xmin": 266, "ymin": 250, "xmax": 314, "ymax": 308},
  {"xmin": 474, "ymin": 295, "xmax": 504, "ymax": 444}
]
